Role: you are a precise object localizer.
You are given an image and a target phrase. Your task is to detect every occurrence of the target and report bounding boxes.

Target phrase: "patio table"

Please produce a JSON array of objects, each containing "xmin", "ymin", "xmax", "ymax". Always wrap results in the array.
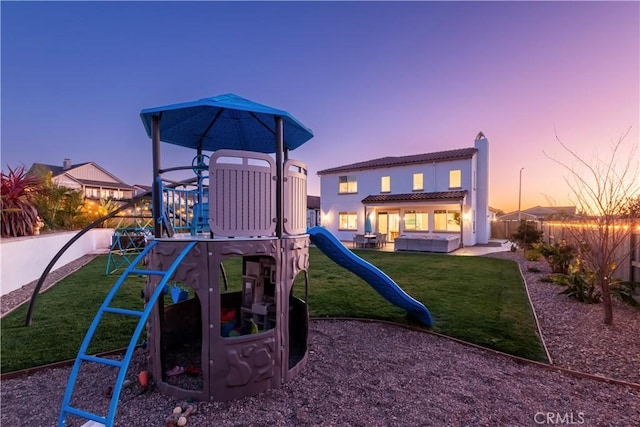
[{"xmin": 364, "ymin": 234, "xmax": 377, "ymax": 248}]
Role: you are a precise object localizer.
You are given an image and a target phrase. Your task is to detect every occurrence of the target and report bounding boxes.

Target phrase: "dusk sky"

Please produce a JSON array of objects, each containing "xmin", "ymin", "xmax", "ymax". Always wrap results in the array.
[{"xmin": 2, "ymin": 1, "xmax": 638, "ymax": 213}]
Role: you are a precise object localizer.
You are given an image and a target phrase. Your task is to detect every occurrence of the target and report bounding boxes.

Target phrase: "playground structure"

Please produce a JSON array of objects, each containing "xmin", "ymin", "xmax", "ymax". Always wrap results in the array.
[
  {"xmin": 57, "ymin": 94, "xmax": 433, "ymax": 426},
  {"xmin": 105, "ymin": 203, "xmax": 154, "ymax": 274}
]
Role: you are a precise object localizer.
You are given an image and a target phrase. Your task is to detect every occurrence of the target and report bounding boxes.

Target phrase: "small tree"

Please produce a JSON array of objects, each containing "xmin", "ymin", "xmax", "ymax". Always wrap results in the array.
[
  {"xmin": 511, "ymin": 220, "xmax": 543, "ymax": 250},
  {"xmin": 546, "ymin": 128, "xmax": 639, "ymax": 324}
]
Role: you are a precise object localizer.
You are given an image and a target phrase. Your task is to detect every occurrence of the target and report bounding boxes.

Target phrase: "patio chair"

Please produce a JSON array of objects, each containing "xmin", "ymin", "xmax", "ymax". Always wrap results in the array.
[{"xmin": 353, "ymin": 234, "xmax": 366, "ymax": 248}]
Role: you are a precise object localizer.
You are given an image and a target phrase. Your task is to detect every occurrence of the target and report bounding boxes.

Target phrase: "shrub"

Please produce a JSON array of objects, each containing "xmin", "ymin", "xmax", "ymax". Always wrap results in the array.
[
  {"xmin": 525, "ymin": 249, "xmax": 542, "ymax": 261},
  {"xmin": 32, "ymin": 172, "xmax": 87, "ymax": 230},
  {"xmin": 611, "ymin": 281, "xmax": 640, "ymax": 308},
  {"xmin": 510, "ymin": 220, "xmax": 543, "ymax": 250},
  {"xmin": 1, "ymin": 165, "xmax": 44, "ymax": 237},
  {"xmin": 537, "ymin": 241, "xmax": 576, "ymax": 274},
  {"xmin": 552, "ymin": 260, "xmax": 601, "ymax": 304}
]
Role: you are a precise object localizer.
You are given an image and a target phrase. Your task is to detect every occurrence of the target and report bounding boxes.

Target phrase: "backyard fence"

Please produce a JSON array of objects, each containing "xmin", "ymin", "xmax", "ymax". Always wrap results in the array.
[
  {"xmin": 542, "ymin": 222, "xmax": 639, "ymax": 282},
  {"xmin": 491, "ymin": 219, "xmax": 541, "ymax": 240},
  {"xmin": 492, "ymin": 220, "xmax": 639, "ymax": 282}
]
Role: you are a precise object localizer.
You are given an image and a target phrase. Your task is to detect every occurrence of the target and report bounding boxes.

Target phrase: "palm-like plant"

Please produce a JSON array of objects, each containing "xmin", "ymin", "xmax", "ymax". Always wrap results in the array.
[
  {"xmin": 32, "ymin": 171, "xmax": 87, "ymax": 230},
  {"xmin": 1, "ymin": 165, "xmax": 44, "ymax": 237}
]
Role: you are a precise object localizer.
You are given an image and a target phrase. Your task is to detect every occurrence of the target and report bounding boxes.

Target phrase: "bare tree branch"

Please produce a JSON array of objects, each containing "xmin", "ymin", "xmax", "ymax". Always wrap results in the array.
[{"xmin": 543, "ymin": 127, "xmax": 638, "ymax": 324}]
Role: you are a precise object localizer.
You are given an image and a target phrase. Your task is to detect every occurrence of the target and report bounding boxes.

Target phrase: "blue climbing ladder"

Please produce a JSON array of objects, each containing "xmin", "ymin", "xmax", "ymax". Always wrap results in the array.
[{"xmin": 58, "ymin": 240, "xmax": 198, "ymax": 427}]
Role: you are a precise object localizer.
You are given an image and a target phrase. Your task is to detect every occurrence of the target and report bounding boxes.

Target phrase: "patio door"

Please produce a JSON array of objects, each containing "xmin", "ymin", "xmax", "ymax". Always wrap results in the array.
[{"xmin": 377, "ymin": 211, "xmax": 400, "ymax": 242}]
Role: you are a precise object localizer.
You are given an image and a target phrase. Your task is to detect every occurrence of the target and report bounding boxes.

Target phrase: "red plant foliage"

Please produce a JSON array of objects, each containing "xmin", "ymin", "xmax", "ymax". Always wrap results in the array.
[{"xmin": 1, "ymin": 165, "xmax": 44, "ymax": 237}]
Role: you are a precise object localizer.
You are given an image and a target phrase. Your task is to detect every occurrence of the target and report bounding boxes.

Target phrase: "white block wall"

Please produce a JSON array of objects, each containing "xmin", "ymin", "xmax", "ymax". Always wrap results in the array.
[{"xmin": 0, "ymin": 229, "xmax": 114, "ymax": 296}]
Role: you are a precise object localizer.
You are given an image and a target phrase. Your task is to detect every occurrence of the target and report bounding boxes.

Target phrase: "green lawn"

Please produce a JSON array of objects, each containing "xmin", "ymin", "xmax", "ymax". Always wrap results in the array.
[{"xmin": 1, "ymin": 248, "xmax": 547, "ymax": 373}]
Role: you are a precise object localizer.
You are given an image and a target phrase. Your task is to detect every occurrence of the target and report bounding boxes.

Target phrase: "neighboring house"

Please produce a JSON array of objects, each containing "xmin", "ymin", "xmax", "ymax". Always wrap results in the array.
[
  {"xmin": 488, "ymin": 206, "xmax": 503, "ymax": 221},
  {"xmin": 492, "ymin": 211, "xmax": 540, "ymax": 240},
  {"xmin": 496, "ymin": 211, "xmax": 539, "ymax": 222},
  {"xmin": 133, "ymin": 184, "xmax": 152, "ymax": 196},
  {"xmin": 522, "ymin": 205, "xmax": 577, "ymax": 220},
  {"xmin": 307, "ymin": 195, "xmax": 321, "ymax": 228},
  {"xmin": 492, "ymin": 206, "xmax": 577, "ymax": 240},
  {"xmin": 317, "ymin": 133, "xmax": 490, "ymax": 247},
  {"xmin": 28, "ymin": 159, "xmax": 134, "ymax": 200}
]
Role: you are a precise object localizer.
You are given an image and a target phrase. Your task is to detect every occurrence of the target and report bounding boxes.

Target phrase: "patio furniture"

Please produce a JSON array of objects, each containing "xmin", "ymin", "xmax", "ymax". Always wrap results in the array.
[
  {"xmin": 394, "ymin": 235, "xmax": 460, "ymax": 253},
  {"xmin": 363, "ymin": 233, "xmax": 377, "ymax": 248},
  {"xmin": 353, "ymin": 234, "xmax": 367, "ymax": 248}
]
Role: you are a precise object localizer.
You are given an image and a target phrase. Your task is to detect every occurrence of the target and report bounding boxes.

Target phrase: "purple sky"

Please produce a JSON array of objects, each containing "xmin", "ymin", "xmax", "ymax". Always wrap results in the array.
[{"xmin": 2, "ymin": 1, "xmax": 638, "ymax": 212}]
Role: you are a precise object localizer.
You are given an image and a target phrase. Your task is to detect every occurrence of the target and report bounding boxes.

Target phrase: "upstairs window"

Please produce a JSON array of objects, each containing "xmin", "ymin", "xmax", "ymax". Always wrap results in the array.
[
  {"xmin": 381, "ymin": 176, "xmax": 390, "ymax": 193},
  {"xmin": 413, "ymin": 173, "xmax": 424, "ymax": 191},
  {"xmin": 338, "ymin": 212, "xmax": 358, "ymax": 230},
  {"xmin": 338, "ymin": 176, "xmax": 358, "ymax": 194},
  {"xmin": 449, "ymin": 170, "xmax": 461, "ymax": 188}
]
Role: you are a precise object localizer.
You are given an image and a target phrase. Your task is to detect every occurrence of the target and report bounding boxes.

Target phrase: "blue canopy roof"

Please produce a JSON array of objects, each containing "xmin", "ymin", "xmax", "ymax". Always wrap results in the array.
[{"xmin": 140, "ymin": 93, "xmax": 314, "ymax": 153}]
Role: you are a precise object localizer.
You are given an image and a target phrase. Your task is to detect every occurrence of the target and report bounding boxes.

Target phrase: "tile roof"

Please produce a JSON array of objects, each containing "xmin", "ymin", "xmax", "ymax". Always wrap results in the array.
[
  {"xmin": 317, "ymin": 147, "xmax": 477, "ymax": 175},
  {"xmin": 30, "ymin": 162, "xmax": 91, "ymax": 176},
  {"xmin": 362, "ymin": 190, "xmax": 467, "ymax": 204}
]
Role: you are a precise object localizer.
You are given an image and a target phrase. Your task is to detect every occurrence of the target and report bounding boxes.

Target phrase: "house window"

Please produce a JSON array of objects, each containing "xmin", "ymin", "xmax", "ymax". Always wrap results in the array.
[
  {"xmin": 404, "ymin": 211, "xmax": 428, "ymax": 231},
  {"xmin": 338, "ymin": 212, "xmax": 358, "ymax": 230},
  {"xmin": 381, "ymin": 176, "xmax": 390, "ymax": 193},
  {"xmin": 413, "ymin": 173, "xmax": 423, "ymax": 191},
  {"xmin": 434, "ymin": 209, "xmax": 461, "ymax": 232},
  {"xmin": 449, "ymin": 170, "xmax": 461, "ymax": 188},
  {"xmin": 338, "ymin": 176, "xmax": 358, "ymax": 194}
]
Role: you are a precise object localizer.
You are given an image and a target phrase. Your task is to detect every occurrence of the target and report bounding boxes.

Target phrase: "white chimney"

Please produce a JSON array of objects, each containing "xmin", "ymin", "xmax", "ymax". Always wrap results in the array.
[{"xmin": 63, "ymin": 158, "xmax": 71, "ymax": 170}]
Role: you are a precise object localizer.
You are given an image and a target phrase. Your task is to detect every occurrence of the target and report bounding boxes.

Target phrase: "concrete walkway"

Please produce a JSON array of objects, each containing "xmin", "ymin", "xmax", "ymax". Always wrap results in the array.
[
  {"xmin": 450, "ymin": 240, "xmax": 513, "ymax": 256},
  {"xmin": 339, "ymin": 239, "xmax": 512, "ymax": 256}
]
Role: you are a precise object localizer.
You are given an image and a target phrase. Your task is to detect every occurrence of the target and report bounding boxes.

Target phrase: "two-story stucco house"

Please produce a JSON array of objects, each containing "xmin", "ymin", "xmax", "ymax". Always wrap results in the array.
[{"xmin": 317, "ymin": 133, "xmax": 490, "ymax": 249}]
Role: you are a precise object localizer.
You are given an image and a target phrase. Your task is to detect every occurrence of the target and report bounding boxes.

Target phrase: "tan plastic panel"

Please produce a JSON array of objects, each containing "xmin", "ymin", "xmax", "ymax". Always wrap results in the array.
[
  {"xmin": 283, "ymin": 159, "xmax": 308, "ymax": 235},
  {"xmin": 209, "ymin": 150, "xmax": 276, "ymax": 237}
]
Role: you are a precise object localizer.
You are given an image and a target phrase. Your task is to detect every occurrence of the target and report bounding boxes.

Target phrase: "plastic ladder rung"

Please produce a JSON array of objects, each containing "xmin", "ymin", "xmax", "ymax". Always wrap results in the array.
[
  {"xmin": 59, "ymin": 240, "xmax": 196, "ymax": 427},
  {"xmin": 79, "ymin": 354, "xmax": 123, "ymax": 368},
  {"xmin": 63, "ymin": 406, "xmax": 107, "ymax": 425},
  {"xmin": 102, "ymin": 307, "xmax": 143, "ymax": 317},
  {"xmin": 129, "ymin": 269, "xmax": 166, "ymax": 276}
]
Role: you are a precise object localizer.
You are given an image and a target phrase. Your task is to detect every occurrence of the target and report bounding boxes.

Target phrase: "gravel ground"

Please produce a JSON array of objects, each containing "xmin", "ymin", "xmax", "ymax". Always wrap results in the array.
[
  {"xmin": 1, "ymin": 251, "xmax": 639, "ymax": 427},
  {"xmin": 487, "ymin": 251, "xmax": 640, "ymax": 385}
]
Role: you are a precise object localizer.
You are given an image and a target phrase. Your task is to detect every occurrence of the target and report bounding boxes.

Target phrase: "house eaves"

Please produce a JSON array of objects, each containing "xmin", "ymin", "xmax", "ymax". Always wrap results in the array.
[
  {"xmin": 317, "ymin": 147, "xmax": 477, "ymax": 175},
  {"xmin": 79, "ymin": 179, "xmax": 135, "ymax": 190},
  {"xmin": 362, "ymin": 190, "xmax": 467, "ymax": 205}
]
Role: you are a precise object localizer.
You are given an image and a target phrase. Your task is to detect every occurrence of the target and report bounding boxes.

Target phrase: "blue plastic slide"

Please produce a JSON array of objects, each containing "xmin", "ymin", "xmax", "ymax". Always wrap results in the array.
[{"xmin": 308, "ymin": 226, "xmax": 433, "ymax": 327}]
